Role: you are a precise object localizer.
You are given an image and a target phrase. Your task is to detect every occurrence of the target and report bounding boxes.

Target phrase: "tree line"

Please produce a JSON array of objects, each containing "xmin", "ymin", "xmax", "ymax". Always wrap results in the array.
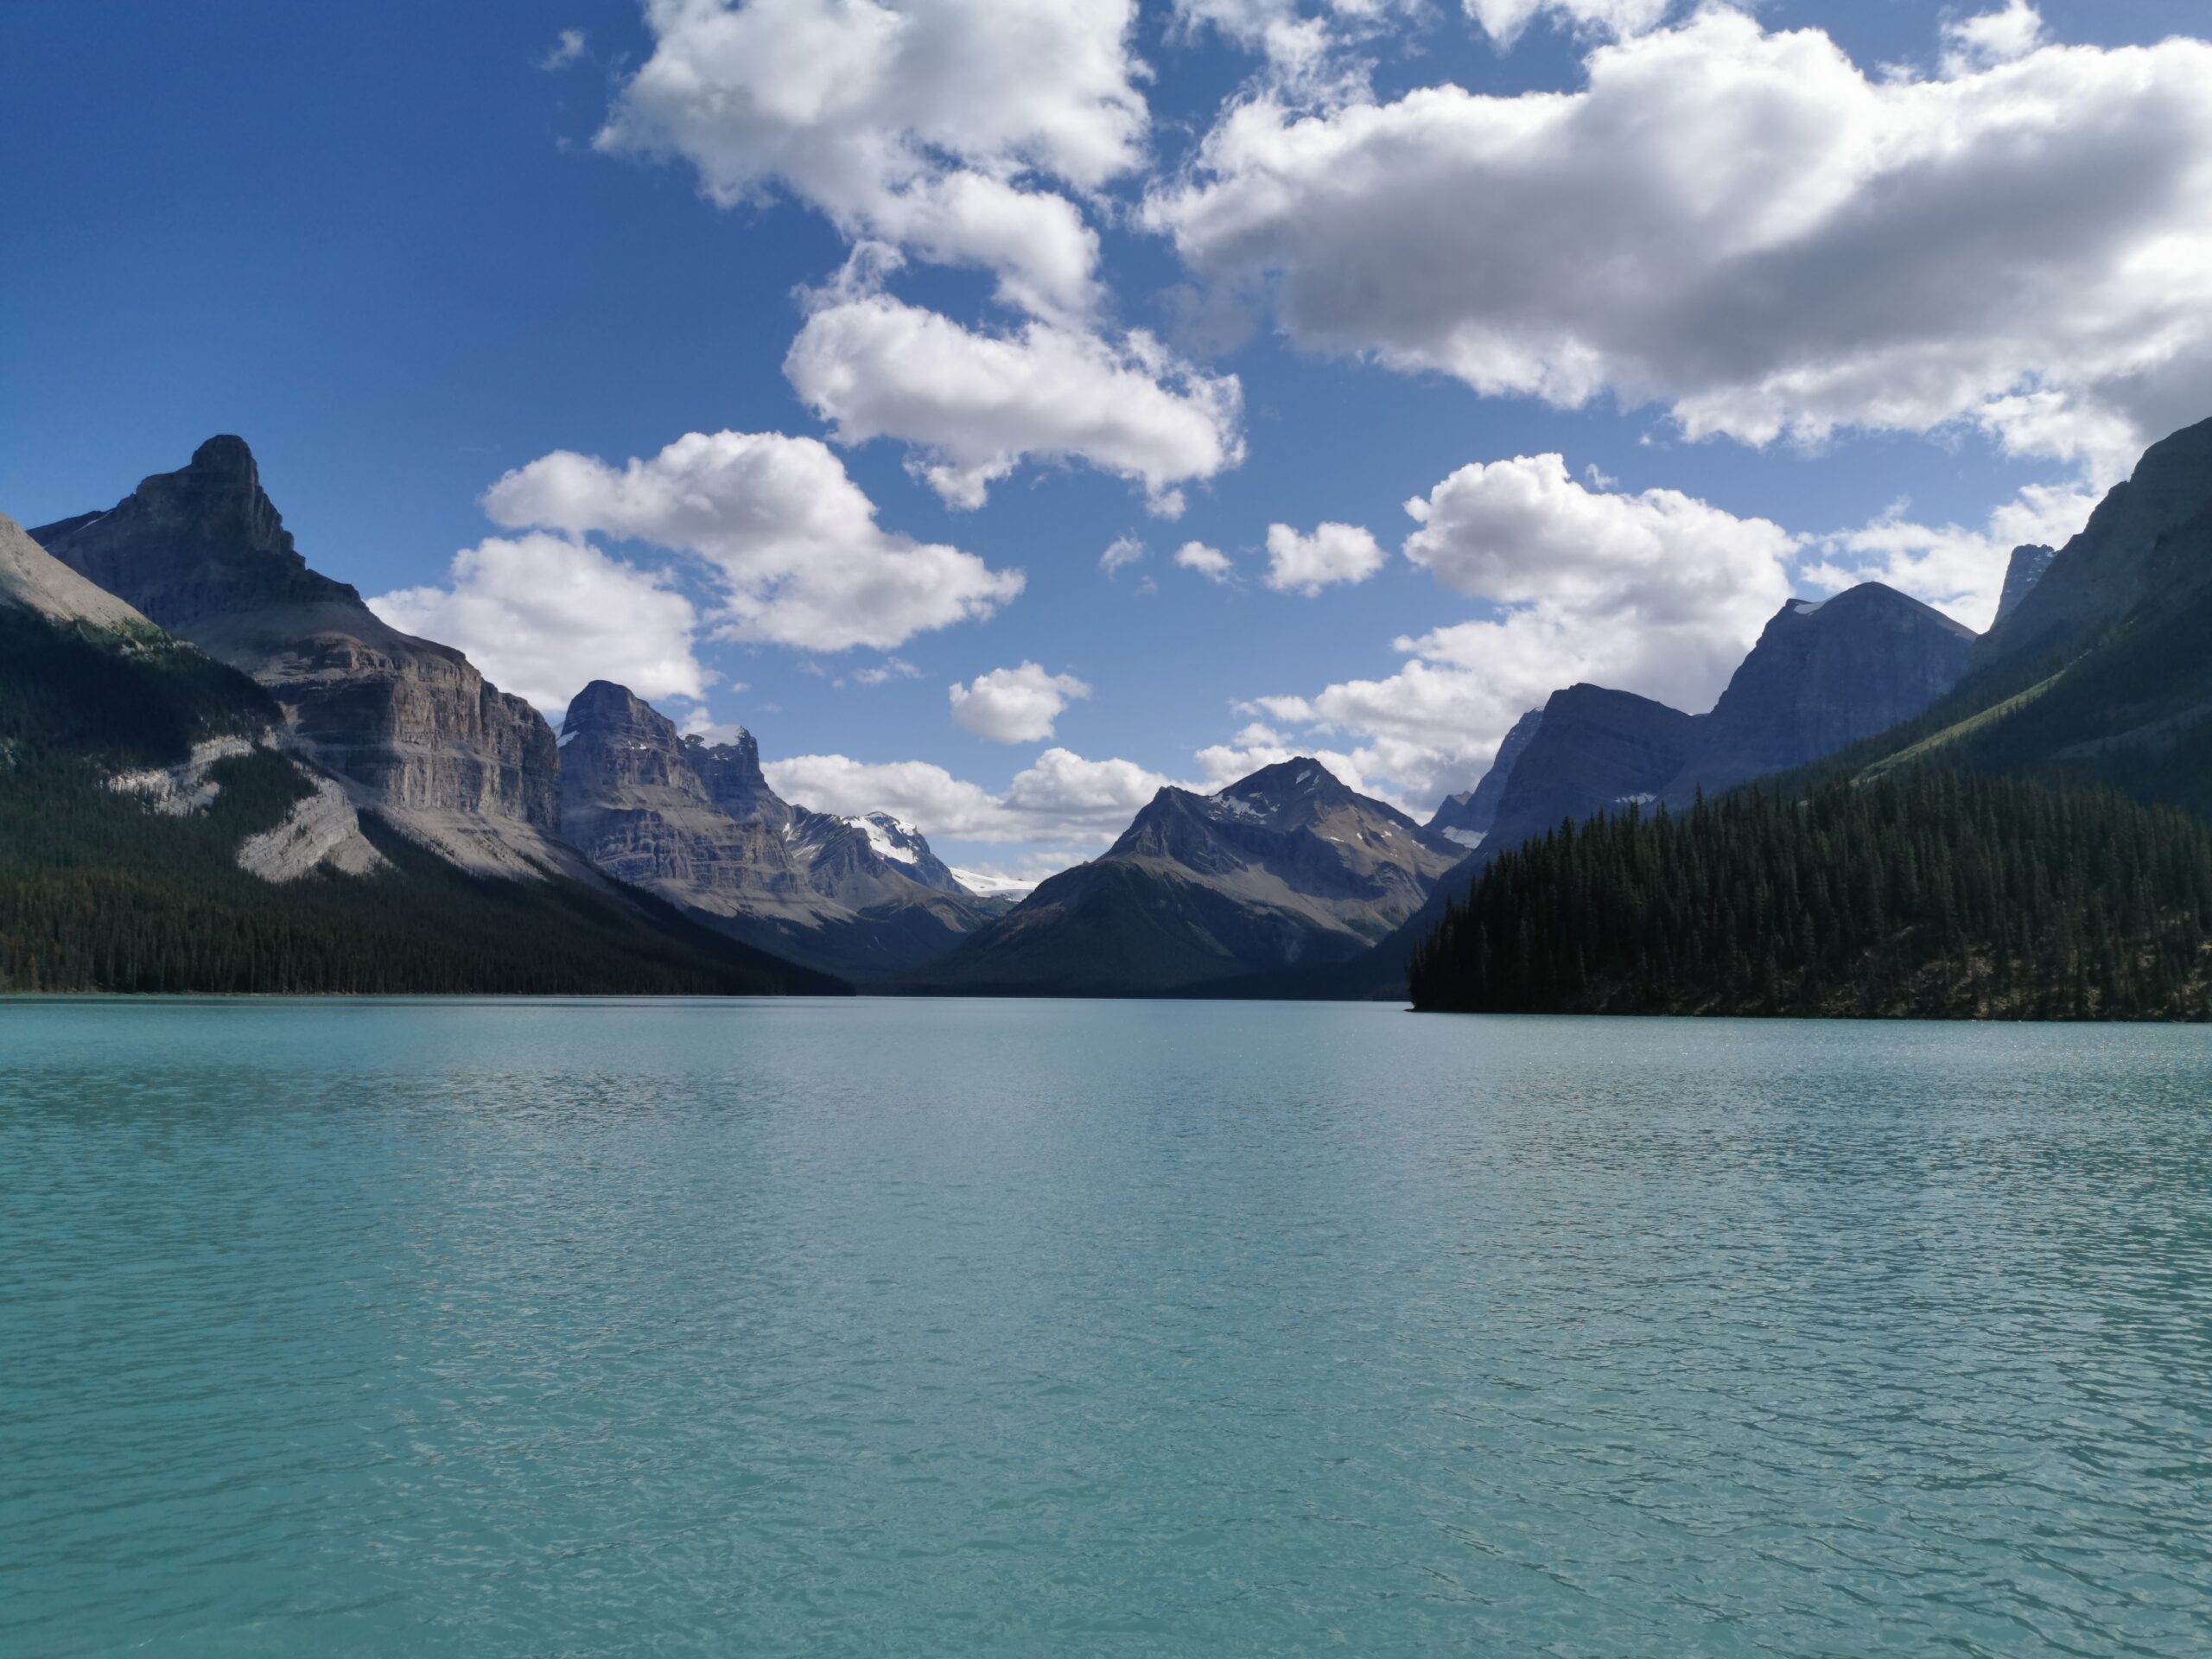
[{"xmin": 1408, "ymin": 770, "xmax": 2212, "ymax": 1020}]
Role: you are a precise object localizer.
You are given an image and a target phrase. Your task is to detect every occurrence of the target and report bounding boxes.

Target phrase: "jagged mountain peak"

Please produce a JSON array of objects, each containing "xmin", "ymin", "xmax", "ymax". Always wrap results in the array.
[
  {"xmin": 1981, "ymin": 410, "xmax": 2212, "ymax": 664},
  {"xmin": 1217, "ymin": 756, "xmax": 1351, "ymax": 804},
  {"xmin": 67, "ymin": 433, "xmax": 299, "ymax": 566},
  {"xmin": 563, "ymin": 679, "xmax": 668, "ymax": 737},
  {"xmin": 1994, "ymin": 543, "xmax": 2057, "ymax": 625},
  {"xmin": 34, "ymin": 439, "xmax": 565, "ymax": 875}
]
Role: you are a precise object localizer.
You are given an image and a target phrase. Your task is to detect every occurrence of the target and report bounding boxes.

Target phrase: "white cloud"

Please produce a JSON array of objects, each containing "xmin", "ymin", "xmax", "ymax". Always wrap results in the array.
[
  {"xmin": 1099, "ymin": 535, "xmax": 1147, "ymax": 577},
  {"xmin": 1263, "ymin": 520, "xmax": 1385, "ymax": 594},
  {"xmin": 785, "ymin": 287, "xmax": 1244, "ymax": 513},
  {"xmin": 368, "ymin": 532, "xmax": 705, "ymax": 717},
  {"xmin": 1465, "ymin": 0, "xmax": 1669, "ymax": 49},
  {"xmin": 537, "ymin": 28, "xmax": 588, "ymax": 71},
  {"xmin": 1223, "ymin": 454, "xmax": 1798, "ymax": 804},
  {"xmin": 480, "ymin": 429, "xmax": 1022, "ymax": 652},
  {"xmin": 949, "ymin": 663, "xmax": 1094, "ymax": 743},
  {"xmin": 1942, "ymin": 0, "xmax": 2044, "ymax": 77},
  {"xmin": 764, "ymin": 747, "xmax": 1180, "ymax": 846},
  {"xmin": 1173, "ymin": 540, "xmax": 1235, "ymax": 582},
  {"xmin": 1148, "ymin": 10, "xmax": 2212, "ymax": 485},
  {"xmin": 1802, "ymin": 480, "xmax": 2095, "ymax": 631},
  {"xmin": 598, "ymin": 0, "xmax": 1147, "ymax": 318}
]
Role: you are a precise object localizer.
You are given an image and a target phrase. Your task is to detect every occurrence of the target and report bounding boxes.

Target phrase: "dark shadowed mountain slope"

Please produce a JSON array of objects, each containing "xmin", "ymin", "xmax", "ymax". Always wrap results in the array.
[
  {"xmin": 557, "ymin": 680, "xmax": 1001, "ymax": 980},
  {"xmin": 906, "ymin": 759, "xmax": 1463, "ymax": 995},
  {"xmin": 1779, "ymin": 412, "xmax": 2212, "ymax": 822},
  {"xmin": 33, "ymin": 437, "xmax": 567, "ymax": 877},
  {"xmin": 1268, "ymin": 582, "xmax": 1980, "ymax": 1001},
  {"xmin": 1427, "ymin": 708, "xmax": 1542, "ymax": 851},
  {"xmin": 1977, "ymin": 414, "xmax": 2212, "ymax": 667},
  {"xmin": 1659, "ymin": 583, "xmax": 1974, "ymax": 805}
]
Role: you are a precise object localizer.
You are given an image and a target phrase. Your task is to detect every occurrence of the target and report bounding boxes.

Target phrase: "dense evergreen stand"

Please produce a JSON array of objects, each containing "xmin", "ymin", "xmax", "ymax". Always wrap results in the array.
[{"xmin": 1408, "ymin": 772, "xmax": 2212, "ymax": 1020}]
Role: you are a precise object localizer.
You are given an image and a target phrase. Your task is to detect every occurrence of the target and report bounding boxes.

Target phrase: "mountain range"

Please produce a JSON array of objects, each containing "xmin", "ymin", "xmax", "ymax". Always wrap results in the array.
[{"xmin": 7, "ymin": 413, "xmax": 2211, "ymax": 1001}]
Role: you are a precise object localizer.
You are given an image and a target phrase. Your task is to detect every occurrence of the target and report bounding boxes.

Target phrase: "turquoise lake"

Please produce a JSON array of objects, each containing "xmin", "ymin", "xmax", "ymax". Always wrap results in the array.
[{"xmin": 3, "ymin": 999, "xmax": 2210, "ymax": 1656}]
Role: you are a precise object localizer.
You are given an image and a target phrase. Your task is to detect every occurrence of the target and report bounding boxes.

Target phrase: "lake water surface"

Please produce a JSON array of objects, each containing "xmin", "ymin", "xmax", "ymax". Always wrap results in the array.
[{"xmin": 4, "ymin": 999, "xmax": 2211, "ymax": 1656}]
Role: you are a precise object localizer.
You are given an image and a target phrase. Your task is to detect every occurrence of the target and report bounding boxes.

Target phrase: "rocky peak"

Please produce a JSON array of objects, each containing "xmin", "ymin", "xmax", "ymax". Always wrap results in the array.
[
  {"xmin": 32, "ymin": 434, "xmax": 358, "ymax": 637},
  {"xmin": 1658, "ymin": 582, "xmax": 1973, "ymax": 805},
  {"xmin": 683, "ymin": 727, "xmax": 788, "ymax": 824},
  {"xmin": 847, "ymin": 811, "xmax": 968, "ymax": 894},
  {"xmin": 563, "ymin": 679, "xmax": 671, "ymax": 745},
  {"xmin": 34, "ymin": 438, "xmax": 564, "ymax": 872},
  {"xmin": 1980, "ymin": 411, "xmax": 2212, "ymax": 664},
  {"xmin": 1994, "ymin": 543, "xmax": 2056, "ymax": 626},
  {"xmin": 1209, "ymin": 757, "xmax": 1358, "ymax": 829}
]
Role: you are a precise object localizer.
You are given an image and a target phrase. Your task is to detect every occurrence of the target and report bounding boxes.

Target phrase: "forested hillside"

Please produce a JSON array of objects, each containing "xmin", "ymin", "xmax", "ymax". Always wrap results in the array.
[
  {"xmin": 1408, "ymin": 772, "xmax": 2212, "ymax": 1020},
  {"xmin": 0, "ymin": 611, "xmax": 847, "ymax": 995}
]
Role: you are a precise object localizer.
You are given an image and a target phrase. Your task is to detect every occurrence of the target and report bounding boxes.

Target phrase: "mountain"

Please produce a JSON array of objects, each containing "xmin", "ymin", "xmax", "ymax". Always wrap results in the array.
[
  {"xmin": 907, "ymin": 759, "xmax": 1463, "ymax": 995},
  {"xmin": 1, "ymin": 510, "xmax": 155, "ymax": 630},
  {"xmin": 1993, "ymin": 543, "xmax": 2056, "ymax": 626},
  {"xmin": 1792, "ymin": 414, "xmax": 2212, "ymax": 821},
  {"xmin": 32, "ymin": 437, "xmax": 566, "ymax": 877},
  {"xmin": 1977, "ymin": 415, "xmax": 2212, "ymax": 666},
  {"xmin": 1427, "ymin": 709, "xmax": 1542, "ymax": 850},
  {"xmin": 556, "ymin": 680, "xmax": 1001, "ymax": 979},
  {"xmin": 1409, "ymin": 410, "xmax": 2212, "ymax": 1022},
  {"xmin": 1295, "ymin": 584, "xmax": 1979, "ymax": 1001},
  {"xmin": 0, "ymin": 569, "xmax": 841, "ymax": 996},
  {"xmin": 1658, "ymin": 583, "xmax": 1974, "ymax": 804}
]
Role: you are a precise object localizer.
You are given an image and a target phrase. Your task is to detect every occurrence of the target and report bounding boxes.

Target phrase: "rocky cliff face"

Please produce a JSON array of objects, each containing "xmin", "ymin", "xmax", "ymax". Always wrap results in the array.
[
  {"xmin": 1993, "ymin": 543, "xmax": 2056, "ymax": 626},
  {"xmin": 559, "ymin": 680, "xmax": 995, "ymax": 977},
  {"xmin": 1660, "ymin": 584, "xmax": 1974, "ymax": 804},
  {"xmin": 32, "ymin": 437, "xmax": 563, "ymax": 875},
  {"xmin": 913, "ymin": 759, "xmax": 1463, "ymax": 995},
  {"xmin": 1427, "ymin": 709, "xmax": 1543, "ymax": 849},
  {"xmin": 1980, "ymin": 414, "xmax": 2212, "ymax": 665},
  {"xmin": 1485, "ymin": 685, "xmax": 1704, "ymax": 852}
]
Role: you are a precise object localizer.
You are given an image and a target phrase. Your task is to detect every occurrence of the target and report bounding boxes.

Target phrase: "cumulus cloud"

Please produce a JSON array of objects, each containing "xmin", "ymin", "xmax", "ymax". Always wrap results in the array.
[
  {"xmin": 785, "ymin": 287, "xmax": 1244, "ymax": 513},
  {"xmin": 1147, "ymin": 9, "xmax": 2212, "ymax": 485},
  {"xmin": 480, "ymin": 429, "xmax": 1022, "ymax": 652},
  {"xmin": 369, "ymin": 532, "xmax": 705, "ymax": 716},
  {"xmin": 1174, "ymin": 540, "xmax": 1236, "ymax": 582},
  {"xmin": 1263, "ymin": 520, "xmax": 1385, "ymax": 594},
  {"xmin": 949, "ymin": 663, "xmax": 1094, "ymax": 743},
  {"xmin": 1221, "ymin": 454, "xmax": 1798, "ymax": 804},
  {"xmin": 598, "ymin": 0, "xmax": 1147, "ymax": 318},
  {"xmin": 1802, "ymin": 480, "xmax": 2096, "ymax": 631},
  {"xmin": 764, "ymin": 747, "xmax": 1180, "ymax": 845},
  {"xmin": 1942, "ymin": 0, "xmax": 2044, "ymax": 77}
]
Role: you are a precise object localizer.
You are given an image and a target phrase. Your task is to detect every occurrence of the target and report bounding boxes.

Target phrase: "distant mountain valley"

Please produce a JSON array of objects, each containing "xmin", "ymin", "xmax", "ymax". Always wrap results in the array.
[{"xmin": 8, "ymin": 414, "xmax": 2212, "ymax": 1011}]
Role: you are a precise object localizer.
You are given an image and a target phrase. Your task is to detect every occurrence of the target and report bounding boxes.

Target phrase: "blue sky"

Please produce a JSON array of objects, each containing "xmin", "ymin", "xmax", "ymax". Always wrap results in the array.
[{"xmin": 6, "ymin": 0, "xmax": 2209, "ymax": 879}]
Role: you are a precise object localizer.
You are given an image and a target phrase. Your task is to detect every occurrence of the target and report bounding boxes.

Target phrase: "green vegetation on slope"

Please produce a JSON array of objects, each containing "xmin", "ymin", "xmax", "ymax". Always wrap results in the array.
[
  {"xmin": 0, "ymin": 611, "xmax": 847, "ymax": 995},
  {"xmin": 1408, "ymin": 772, "xmax": 2212, "ymax": 1020}
]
